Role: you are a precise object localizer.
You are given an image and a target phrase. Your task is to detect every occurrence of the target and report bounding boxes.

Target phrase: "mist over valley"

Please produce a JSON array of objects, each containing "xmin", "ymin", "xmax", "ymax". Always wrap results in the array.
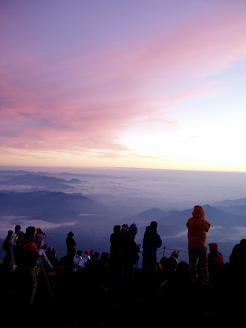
[{"xmin": 1, "ymin": 168, "xmax": 246, "ymax": 261}]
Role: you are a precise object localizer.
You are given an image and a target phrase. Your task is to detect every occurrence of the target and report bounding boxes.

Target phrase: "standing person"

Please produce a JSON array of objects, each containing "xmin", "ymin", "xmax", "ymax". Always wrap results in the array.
[
  {"xmin": 119, "ymin": 224, "xmax": 130, "ymax": 285},
  {"xmin": 142, "ymin": 221, "xmax": 162, "ymax": 272},
  {"xmin": 35, "ymin": 228, "xmax": 54, "ymax": 271},
  {"xmin": 73, "ymin": 250, "xmax": 83, "ymax": 272},
  {"xmin": 129, "ymin": 223, "xmax": 140, "ymax": 271},
  {"xmin": 10, "ymin": 224, "xmax": 24, "ymax": 271},
  {"xmin": 17, "ymin": 226, "xmax": 40, "ymax": 304},
  {"xmin": 2, "ymin": 230, "xmax": 13, "ymax": 271},
  {"xmin": 208, "ymin": 242, "xmax": 224, "ymax": 284},
  {"xmin": 109, "ymin": 225, "xmax": 122, "ymax": 275},
  {"xmin": 186, "ymin": 205, "xmax": 210, "ymax": 286},
  {"xmin": 229, "ymin": 238, "xmax": 246, "ymax": 277},
  {"xmin": 66, "ymin": 231, "xmax": 76, "ymax": 270}
]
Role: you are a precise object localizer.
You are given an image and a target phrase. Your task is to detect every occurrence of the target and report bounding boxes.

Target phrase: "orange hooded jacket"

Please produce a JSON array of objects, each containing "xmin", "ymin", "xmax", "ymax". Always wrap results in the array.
[{"xmin": 186, "ymin": 205, "xmax": 211, "ymax": 248}]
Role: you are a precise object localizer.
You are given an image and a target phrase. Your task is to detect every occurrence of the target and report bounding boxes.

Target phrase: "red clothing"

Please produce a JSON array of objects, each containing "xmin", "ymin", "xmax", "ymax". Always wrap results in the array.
[
  {"xmin": 186, "ymin": 217, "xmax": 210, "ymax": 247},
  {"xmin": 22, "ymin": 240, "xmax": 40, "ymax": 267},
  {"xmin": 208, "ymin": 252, "xmax": 224, "ymax": 272},
  {"xmin": 23, "ymin": 241, "xmax": 40, "ymax": 257}
]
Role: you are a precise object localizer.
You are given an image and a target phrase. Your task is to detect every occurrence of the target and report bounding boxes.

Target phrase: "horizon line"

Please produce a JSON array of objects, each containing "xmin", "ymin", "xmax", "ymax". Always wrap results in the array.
[{"xmin": 1, "ymin": 164, "xmax": 246, "ymax": 175}]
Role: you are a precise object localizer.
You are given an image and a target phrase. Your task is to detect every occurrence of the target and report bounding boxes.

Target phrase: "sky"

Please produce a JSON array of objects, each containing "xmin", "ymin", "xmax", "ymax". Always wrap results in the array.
[{"xmin": 1, "ymin": 0, "xmax": 246, "ymax": 172}]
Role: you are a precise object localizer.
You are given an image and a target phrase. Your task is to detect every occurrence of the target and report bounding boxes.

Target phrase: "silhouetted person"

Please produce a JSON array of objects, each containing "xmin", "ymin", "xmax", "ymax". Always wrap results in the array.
[
  {"xmin": 230, "ymin": 238, "xmax": 246, "ymax": 277},
  {"xmin": 142, "ymin": 221, "xmax": 162, "ymax": 272},
  {"xmin": 10, "ymin": 224, "xmax": 24, "ymax": 271},
  {"xmin": 34, "ymin": 227, "xmax": 47, "ymax": 249},
  {"xmin": 176, "ymin": 261, "xmax": 190, "ymax": 283},
  {"xmin": 156, "ymin": 256, "xmax": 168, "ymax": 273},
  {"xmin": 87, "ymin": 251, "xmax": 100, "ymax": 273},
  {"xmin": 165, "ymin": 250, "xmax": 180, "ymax": 277},
  {"xmin": 17, "ymin": 226, "xmax": 40, "ymax": 304},
  {"xmin": 79, "ymin": 250, "xmax": 91, "ymax": 270},
  {"xmin": 73, "ymin": 250, "xmax": 83, "ymax": 272},
  {"xmin": 109, "ymin": 225, "xmax": 122, "ymax": 276},
  {"xmin": 119, "ymin": 224, "xmax": 131, "ymax": 287},
  {"xmin": 66, "ymin": 231, "xmax": 76, "ymax": 270},
  {"xmin": 2, "ymin": 230, "xmax": 13, "ymax": 271},
  {"xmin": 66, "ymin": 232, "xmax": 76, "ymax": 256},
  {"xmin": 10, "ymin": 225, "xmax": 23, "ymax": 244},
  {"xmin": 129, "ymin": 223, "xmax": 138, "ymax": 238},
  {"xmin": 35, "ymin": 228, "xmax": 53, "ymax": 270},
  {"xmin": 186, "ymin": 205, "xmax": 210, "ymax": 286},
  {"xmin": 128, "ymin": 223, "xmax": 140, "ymax": 271},
  {"xmin": 208, "ymin": 242, "xmax": 224, "ymax": 284},
  {"xmin": 99, "ymin": 252, "xmax": 110, "ymax": 272}
]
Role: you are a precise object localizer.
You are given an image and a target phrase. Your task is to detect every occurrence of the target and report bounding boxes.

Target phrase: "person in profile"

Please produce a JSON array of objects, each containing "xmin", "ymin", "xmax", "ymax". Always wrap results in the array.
[
  {"xmin": 186, "ymin": 205, "xmax": 210, "ymax": 286},
  {"xmin": 142, "ymin": 220, "xmax": 162, "ymax": 272}
]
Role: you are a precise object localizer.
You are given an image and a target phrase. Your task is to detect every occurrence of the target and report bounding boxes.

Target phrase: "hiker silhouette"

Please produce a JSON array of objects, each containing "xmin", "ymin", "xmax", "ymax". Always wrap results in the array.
[
  {"xmin": 186, "ymin": 205, "xmax": 210, "ymax": 286},
  {"xmin": 142, "ymin": 221, "xmax": 162, "ymax": 272}
]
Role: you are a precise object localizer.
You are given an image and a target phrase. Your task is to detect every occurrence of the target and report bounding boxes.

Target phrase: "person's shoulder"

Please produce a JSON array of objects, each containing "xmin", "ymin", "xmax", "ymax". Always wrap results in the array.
[
  {"xmin": 232, "ymin": 243, "xmax": 240, "ymax": 251},
  {"xmin": 186, "ymin": 217, "xmax": 192, "ymax": 224}
]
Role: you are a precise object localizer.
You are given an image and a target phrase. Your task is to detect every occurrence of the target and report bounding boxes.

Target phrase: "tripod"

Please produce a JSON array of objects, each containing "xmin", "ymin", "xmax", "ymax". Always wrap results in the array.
[{"xmin": 39, "ymin": 260, "xmax": 56, "ymax": 303}]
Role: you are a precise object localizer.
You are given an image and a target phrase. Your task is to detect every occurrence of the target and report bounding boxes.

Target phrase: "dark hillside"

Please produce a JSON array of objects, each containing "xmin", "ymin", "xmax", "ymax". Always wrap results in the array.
[{"xmin": 0, "ymin": 191, "xmax": 104, "ymax": 221}]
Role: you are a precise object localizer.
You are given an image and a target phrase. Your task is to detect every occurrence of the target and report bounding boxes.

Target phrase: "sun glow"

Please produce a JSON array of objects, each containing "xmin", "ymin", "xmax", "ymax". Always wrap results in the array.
[{"xmin": 1, "ymin": 1, "xmax": 246, "ymax": 172}]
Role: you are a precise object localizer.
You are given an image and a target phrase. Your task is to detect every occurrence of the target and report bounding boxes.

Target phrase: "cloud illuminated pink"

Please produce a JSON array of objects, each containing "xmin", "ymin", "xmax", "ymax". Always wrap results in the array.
[{"xmin": 1, "ymin": 2, "xmax": 246, "ymax": 159}]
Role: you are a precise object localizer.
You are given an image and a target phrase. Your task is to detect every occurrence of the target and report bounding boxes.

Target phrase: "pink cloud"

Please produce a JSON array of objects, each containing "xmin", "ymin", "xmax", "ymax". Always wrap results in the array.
[{"xmin": 1, "ymin": 4, "xmax": 246, "ymax": 155}]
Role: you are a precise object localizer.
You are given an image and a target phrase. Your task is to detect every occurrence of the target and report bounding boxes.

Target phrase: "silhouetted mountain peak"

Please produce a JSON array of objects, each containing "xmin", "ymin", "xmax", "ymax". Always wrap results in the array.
[{"xmin": 140, "ymin": 207, "xmax": 166, "ymax": 217}]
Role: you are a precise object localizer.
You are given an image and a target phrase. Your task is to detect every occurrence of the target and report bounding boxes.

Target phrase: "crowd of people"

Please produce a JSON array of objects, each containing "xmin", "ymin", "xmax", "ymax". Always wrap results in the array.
[{"xmin": 1, "ymin": 205, "xmax": 246, "ymax": 307}]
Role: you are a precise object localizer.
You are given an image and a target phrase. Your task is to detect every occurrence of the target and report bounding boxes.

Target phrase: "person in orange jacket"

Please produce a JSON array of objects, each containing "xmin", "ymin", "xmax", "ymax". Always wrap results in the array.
[{"xmin": 186, "ymin": 205, "xmax": 211, "ymax": 286}]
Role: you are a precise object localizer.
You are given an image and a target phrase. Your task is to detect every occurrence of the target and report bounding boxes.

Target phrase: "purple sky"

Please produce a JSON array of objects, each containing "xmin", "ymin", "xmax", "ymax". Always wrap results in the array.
[{"xmin": 1, "ymin": 1, "xmax": 246, "ymax": 171}]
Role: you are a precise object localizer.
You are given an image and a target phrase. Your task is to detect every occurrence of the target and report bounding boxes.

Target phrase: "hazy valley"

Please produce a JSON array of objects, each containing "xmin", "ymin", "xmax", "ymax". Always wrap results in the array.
[{"xmin": 0, "ymin": 168, "xmax": 246, "ymax": 261}]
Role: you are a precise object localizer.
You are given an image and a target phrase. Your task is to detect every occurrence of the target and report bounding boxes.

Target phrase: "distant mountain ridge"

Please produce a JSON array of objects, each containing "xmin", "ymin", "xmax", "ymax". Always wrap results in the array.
[
  {"xmin": 213, "ymin": 198, "xmax": 246, "ymax": 207},
  {"xmin": 212, "ymin": 198, "xmax": 246, "ymax": 216},
  {"xmin": 0, "ymin": 191, "xmax": 103, "ymax": 221},
  {"xmin": 129, "ymin": 204, "xmax": 246, "ymax": 235},
  {"xmin": 0, "ymin": 173, "xmax": 81, "ymax": 190}
]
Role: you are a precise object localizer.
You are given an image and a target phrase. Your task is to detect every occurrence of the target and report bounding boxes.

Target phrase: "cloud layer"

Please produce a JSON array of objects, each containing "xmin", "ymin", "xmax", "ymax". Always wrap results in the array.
[{"xmin": 1, "ymin": 1, "xmax": 246, "ymax": 167}]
